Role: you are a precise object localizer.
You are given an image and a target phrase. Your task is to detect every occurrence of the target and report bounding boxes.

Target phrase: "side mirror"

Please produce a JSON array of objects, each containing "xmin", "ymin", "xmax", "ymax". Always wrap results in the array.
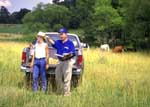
[{"xmin": 81, "ymin": 43, "xmax": 89, "ymax": 48}]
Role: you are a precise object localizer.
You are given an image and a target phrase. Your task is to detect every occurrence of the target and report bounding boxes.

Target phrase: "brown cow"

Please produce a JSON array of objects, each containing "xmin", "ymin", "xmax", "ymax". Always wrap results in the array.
[{"xmin": 112, "ymin": 45, "xmax": 124, "ymax": 53}]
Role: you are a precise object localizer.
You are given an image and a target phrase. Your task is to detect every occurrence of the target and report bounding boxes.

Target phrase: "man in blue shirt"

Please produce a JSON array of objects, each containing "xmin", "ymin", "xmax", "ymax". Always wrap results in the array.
[{"xmin": 46, "ymin": 28, "xmax": 75, "ymax": 96}]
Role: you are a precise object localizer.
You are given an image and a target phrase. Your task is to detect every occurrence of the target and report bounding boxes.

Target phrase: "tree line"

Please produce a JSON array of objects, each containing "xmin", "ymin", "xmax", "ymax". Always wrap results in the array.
[
  {"xmin": 0, "ymin": 6, "xmax": 30, "ymax": 24},
  {"xmin": 0, "ymin": 0, "xmax": 150, "ymax": 50}
]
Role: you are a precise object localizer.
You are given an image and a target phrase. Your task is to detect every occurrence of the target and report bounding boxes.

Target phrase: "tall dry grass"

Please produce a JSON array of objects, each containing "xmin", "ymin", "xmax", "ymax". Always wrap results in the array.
[{"xmin": 0, "ymin": 42, "xmax": 150, "ymax": 107}]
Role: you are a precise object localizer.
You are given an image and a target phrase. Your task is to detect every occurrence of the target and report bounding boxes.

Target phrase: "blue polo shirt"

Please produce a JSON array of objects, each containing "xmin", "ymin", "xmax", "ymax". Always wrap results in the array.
[{"xmin": 52, "ymin": 39, "xmax": 76, "ymax": 60}]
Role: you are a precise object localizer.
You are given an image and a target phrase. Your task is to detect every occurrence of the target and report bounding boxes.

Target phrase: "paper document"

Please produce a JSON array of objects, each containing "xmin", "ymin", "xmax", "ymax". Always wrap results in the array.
[
  {"xmin": 55, "ymin": 53, "xmax": 71, "ymax": 57},
  {"xmin": 55, "ymin": 54, "xmax": 64, "ymax": 57}
]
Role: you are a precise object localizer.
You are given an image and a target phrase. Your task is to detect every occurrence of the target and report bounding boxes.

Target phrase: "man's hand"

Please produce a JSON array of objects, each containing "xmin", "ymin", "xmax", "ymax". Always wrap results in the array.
[
  {"xmin": 44, "ymin": 35, "xmax": 49, "ymax": 39},
  {"xmin": 62, "ymin": 53, "xmax": 72, "ymax": 60},
  {"xmin": 44, "ymin": 36, "xmax": 55, "ymax": 44}
]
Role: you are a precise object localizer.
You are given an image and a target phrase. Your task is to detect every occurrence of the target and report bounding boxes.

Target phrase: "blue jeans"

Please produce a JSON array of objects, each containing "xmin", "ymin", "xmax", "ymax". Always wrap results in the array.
[{"xmin": 33, "ymin": 58, "xmax": 47, "ymax": 92}]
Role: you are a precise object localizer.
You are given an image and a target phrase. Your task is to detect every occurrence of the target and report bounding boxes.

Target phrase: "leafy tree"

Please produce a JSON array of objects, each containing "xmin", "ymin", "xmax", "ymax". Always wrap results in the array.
[
  {"xmin": 0, "ymin": 6, "xmax": 10, "ymax": 23},
  {"xmin": 125, "ymin": 0, "xmax": 150, "ymax": 49},
  {"xmin": 23, "ymin": 3, "xmax": 71, "ymax": 32},
  {"xmin": 75, "ymin": 0, "xmax": 95, "ymax": 27},
  {"xmin": 53, "ymin": 24, "xmax": 63, "ymax": 32},
  {"xmin": 16, "ymin": 8, "xmax": 31, "ymax": 23},
  {"xmin": 9, "ymin": 8, "xmax": 30, "ymax": 24},
  {"xmin": 20, "ymin": 0, "xmax": 150, "ymax": 49},
  {"xmin": 53, "ymin": 0, "xmax": 60, "ymax": 4},
  {"xmin": 111, "ymin": 0, "xmax": 119, "ymax": 9},
  {"xmin": 83, "ymin": 0, "xmax": 124, "ymax": 46},
  {"xmin": 9, "ymin": 12, "xmax": 19, "ymax": 23}
]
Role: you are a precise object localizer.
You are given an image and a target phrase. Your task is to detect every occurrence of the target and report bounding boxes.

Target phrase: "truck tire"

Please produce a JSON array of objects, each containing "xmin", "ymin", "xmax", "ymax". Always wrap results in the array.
[
  {"xmin": 46, "ymin": 75, "xmax": 56, "ymax": 92},
  {"xmin": 72, "ymin": 75, "xmax": 82, "ymax": 88},
  {"xmin": 25, "ymin": 72, "xmax": 33, "ymax": 90}
]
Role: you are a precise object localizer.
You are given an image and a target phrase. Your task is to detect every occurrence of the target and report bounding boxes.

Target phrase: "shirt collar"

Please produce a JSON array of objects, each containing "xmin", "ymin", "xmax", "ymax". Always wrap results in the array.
[{"xmin": 62, "ymin": 39, "xmax": 69, "ymax": 43}]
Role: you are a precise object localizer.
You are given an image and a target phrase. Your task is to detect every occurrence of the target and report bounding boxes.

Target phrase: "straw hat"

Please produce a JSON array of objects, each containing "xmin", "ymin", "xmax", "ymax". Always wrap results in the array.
[{"xmin": 37, "ymin": 31, "xmax": 45, "ymax": 37}]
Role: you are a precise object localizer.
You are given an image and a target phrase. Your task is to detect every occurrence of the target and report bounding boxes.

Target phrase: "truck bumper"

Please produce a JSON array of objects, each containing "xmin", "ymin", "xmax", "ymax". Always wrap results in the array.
[{"xmin": 20, "ymin": 66, "xmax": 82, "ymax": 76}]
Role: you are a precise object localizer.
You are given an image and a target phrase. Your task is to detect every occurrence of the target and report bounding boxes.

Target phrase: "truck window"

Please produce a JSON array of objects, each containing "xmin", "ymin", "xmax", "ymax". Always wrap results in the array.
[{"xmin": 46, "ymin": 34, "xmax": 79, "ymax": 48}]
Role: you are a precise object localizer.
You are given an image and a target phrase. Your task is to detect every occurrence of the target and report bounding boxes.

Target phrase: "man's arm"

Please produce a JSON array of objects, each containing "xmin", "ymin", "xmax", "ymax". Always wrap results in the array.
[
  {"xmin": 45, "ymin": 36, "xmax": 55, "ymax": 45},
  {"xmin": 69, "ymin": 41, "xmax": 76, "ymax": 56},
  {"xmin": 44, "ymin": 36, "xmax": 59, "ymax": 50}
]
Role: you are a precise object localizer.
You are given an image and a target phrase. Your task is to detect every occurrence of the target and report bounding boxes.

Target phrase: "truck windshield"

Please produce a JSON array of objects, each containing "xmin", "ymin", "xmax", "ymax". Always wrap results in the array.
[{"xmin": 46, "ymin": 34, "xmax": 79, "ymax": 48}]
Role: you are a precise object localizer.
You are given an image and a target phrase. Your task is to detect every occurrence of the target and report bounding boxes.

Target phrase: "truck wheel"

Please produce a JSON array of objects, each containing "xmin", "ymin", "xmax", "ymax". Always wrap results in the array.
[
  {"xmin": 72, "ymin": 75, "xmax": 82, "ymax": 88},
  {"xmin": 25, "ymin": 72, "xmax": 32, "ymax": 90},
  {"xmin": 47, "ymin": 75, "xmax": 56, "ymax": 93}
]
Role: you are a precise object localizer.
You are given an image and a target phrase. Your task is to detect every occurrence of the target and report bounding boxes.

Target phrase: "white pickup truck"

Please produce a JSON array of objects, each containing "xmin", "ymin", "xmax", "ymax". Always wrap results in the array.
[{"xmin": 21, "ymin": 32, "xmax": 85, "ymax": 89}]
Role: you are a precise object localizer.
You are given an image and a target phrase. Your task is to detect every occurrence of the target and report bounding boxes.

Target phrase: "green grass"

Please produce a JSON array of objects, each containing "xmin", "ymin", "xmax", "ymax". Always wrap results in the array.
[
  {"xmin": 0, "ymin": 24, "xmax": 35, "ymax": 42},
  {"xmin": 0, "ymin": 33, "xmax": 36, "ymax": 43},
  {"xmin": 0, "ymin": 24, "xmax": 24, "ymax": 34},
  {"xmin": 0, "ymin": 25, "xmax": 150, "ymax": 107},
  {"xmin": 0, "ymin": 39, "xmax": 150, "ymax": 107}
]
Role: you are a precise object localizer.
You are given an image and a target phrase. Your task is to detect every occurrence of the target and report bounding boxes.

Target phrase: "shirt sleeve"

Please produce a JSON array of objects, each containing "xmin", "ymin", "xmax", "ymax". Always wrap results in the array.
[
  {"xmin": 69, "ymin": 41, "xmax": 76, "ymax": 56},
  {"xmin": 52, "ymin": 40, "xmax": 58, "ymax": 49}
]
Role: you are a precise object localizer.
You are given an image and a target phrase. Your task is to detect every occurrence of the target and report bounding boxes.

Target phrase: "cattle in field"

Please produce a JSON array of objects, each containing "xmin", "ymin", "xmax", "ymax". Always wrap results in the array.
[
  {"xmin": 112, "ymin": 45, "xmax": 124, "ymax": 53},
  {"xmin": 100, "ymin": 44, "xmax": 110, "ymax": 52}
]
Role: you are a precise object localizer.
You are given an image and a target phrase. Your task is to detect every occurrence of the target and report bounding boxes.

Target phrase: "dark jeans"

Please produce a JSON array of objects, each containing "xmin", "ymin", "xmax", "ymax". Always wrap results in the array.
[{"xmin": 33, "ymin": 58, "xmax": 47, "ymax": 92}]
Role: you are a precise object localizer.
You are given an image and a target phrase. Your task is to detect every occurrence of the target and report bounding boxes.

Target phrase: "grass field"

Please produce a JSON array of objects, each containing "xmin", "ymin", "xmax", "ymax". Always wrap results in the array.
[
  {"xmin": 0, "ymin": 24, "xmax": 24, "ymax": 34},
  {"xmin": 0, "ymin": 33, "xmax": 150, "ymax": 107},
  {"xmin": 0, "ymin": 24, "xmax": 83, "ymax": 43}
]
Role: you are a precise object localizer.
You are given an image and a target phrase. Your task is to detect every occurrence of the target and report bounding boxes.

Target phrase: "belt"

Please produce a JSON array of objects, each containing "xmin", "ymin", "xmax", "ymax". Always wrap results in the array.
[
  {"xmin": 35, "ymin": 57, "xmax": 45, "ymax": 60},
  {"xmin": 59, "ymin": 57, "xmax": 74, "ymax": 61},
  {"xmin": 59, "ymin": 59, "xmax": 69, "ymax": 61}
]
